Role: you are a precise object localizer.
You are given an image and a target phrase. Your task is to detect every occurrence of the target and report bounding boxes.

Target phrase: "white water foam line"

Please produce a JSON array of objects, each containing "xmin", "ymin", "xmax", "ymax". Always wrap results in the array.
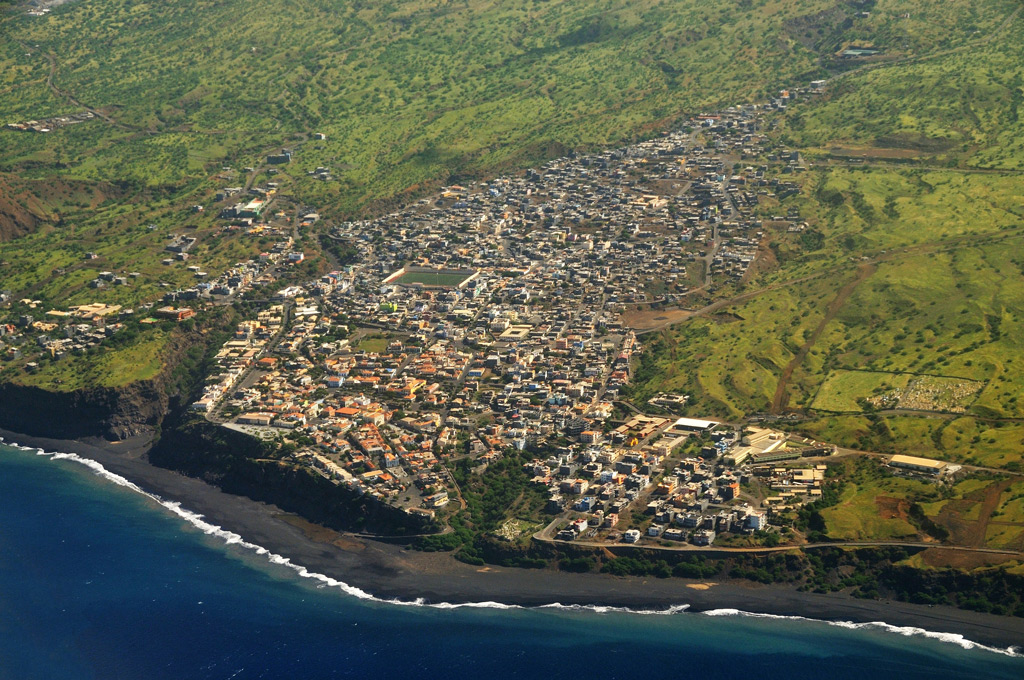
[
  {"xmin": 701, "ymin": 609, "xmax": 1022, "ymax": 657},
  {"xmin": 2, "ymin": 437, "xmax": 1020, "ymax": 657}
]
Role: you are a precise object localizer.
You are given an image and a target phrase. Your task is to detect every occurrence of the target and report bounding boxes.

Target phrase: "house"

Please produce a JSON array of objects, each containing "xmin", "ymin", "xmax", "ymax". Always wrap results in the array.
[
  {"xmin": 155, "ymin": 306, "xmax": 196, "ymax": 322},
  {"xmin": 692, "ymin": 529, "xmax": 716, "ymax": 546}
]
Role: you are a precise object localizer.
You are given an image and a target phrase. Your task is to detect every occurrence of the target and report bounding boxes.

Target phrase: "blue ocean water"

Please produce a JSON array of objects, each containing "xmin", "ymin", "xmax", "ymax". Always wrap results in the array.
[{"xmin": 1, "ymin": 442, "xmax": 1021, "ymax": 680}]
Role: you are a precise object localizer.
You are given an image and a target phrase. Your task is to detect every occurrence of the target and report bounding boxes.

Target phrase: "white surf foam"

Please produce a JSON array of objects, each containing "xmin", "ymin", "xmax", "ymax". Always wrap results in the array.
[
  {"xmin": 537, "ymin": 602, "xmax": 691, "ymax": 615},
  {"xmin": 2, "ymin": 437, "xmax": 1019, "ymax": 656},
  {"xmin": 701, "ymin": 609, "xmax": 1022, "ymax": 657}
]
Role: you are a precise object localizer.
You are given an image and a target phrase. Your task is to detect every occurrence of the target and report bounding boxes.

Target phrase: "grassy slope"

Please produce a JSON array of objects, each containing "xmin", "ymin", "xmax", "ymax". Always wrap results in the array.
[
  {"xmin": 1, "ymin": 0, "xmax": 848, "ymax": 193},
  {"xmin": 23, "ymin": 327, "xmax": 170, "ymax": 391},
  {"xmin": 2, "ymin": 0, "xmax": 865, "ymax": 390},
  {"xmin": 0, "ymin": 0, "xmax": 1019, "ymax": 401},
  {"xmin": 638, "ymin": 4, "xmax": 1024, "ymax": 472}
]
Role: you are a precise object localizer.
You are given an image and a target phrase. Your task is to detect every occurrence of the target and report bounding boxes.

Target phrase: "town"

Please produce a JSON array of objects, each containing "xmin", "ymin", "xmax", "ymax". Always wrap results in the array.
[
  {"xmin": 184, "ymin": 89, "xmax": 860, "ymax": 547},
  {"xmin": 0, "ymin": 82, "xmax": 964, "ymax": 548}
]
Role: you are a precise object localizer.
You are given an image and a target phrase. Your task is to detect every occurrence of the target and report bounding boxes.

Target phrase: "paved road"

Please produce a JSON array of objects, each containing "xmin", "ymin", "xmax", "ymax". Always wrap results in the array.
[{"xmin": 534, "ymin": 523, "xmax": 1024, "ymax": 558}]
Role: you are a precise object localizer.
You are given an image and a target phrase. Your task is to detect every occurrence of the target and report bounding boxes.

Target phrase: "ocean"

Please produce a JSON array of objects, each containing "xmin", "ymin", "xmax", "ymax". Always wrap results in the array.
[{"xmin": 1, "ymin": 441, "xmax": 1021, "ymax": 680}]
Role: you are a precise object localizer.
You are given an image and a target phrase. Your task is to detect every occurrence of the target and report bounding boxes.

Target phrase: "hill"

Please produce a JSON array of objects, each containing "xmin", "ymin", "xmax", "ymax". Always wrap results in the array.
[{"xmin": 633, "ymin": 2, "xmax": 1024, "ymax": 470}]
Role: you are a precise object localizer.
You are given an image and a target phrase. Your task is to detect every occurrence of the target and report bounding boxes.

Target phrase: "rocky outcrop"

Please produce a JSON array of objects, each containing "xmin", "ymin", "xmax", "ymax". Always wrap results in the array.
[
  {"xmin": 0, "ymin": 377, "xmax": 169, "ymax": 440},
  {"xmin": 150, "ymin": 418, "xmax": 436, "ymax": 535}
]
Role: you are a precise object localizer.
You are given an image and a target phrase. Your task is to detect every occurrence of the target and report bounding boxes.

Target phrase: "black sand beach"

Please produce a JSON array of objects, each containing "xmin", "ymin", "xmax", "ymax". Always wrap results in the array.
[{"xmin": 2, "ymin": 427, "xmax": 1022, "ymax": 650}]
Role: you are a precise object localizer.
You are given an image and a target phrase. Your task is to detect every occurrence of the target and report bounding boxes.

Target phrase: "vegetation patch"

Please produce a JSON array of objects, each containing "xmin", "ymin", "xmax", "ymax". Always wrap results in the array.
[{"xmin": 355, "ymin": 334, "xmax": 390, "ymax": 354}]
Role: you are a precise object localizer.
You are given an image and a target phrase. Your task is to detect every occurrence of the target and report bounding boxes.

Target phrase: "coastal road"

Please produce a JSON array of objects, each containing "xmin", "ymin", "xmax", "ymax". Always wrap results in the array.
[{"xmin": 534, "ymin": 526, "xmax": 1024, "ymax": 559}]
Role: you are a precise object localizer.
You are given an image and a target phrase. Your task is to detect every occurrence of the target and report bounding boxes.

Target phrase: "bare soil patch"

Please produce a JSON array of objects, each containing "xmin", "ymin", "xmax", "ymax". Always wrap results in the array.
[{"xmin": 620, "ymin": 308, "xmax": 692, "ymax": 330}]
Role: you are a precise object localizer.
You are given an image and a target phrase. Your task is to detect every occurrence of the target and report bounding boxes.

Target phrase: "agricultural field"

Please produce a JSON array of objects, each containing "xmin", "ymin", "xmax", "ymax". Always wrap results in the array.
[
  {"xmin": 790, "ymin": 415, "xmax": 1024, "ymax": 471},
  {"xmin": 636, "ymin": 212, "xmax": 1024, "ymax": 429},
  {"xmin": 760, "ymin": 167, "xmax": 1024, "ymax": 284},
  {"xmin": 811, "ymin": 370, "xmax": 985, "ymax": 414},
  {"xmin": 994, "ymin": 480, "xmax": 1024, "ymax": 525},
  {"xmin": 811, "ymin": 370, "xmax": 912, "ymax": 413},
  {"xmin": 632, "ymin": 273, "xmax": 846, "ymax": 418},
  {"xmin": 821, "ymin": 479, "xmax": 923, "ymax": 541}
]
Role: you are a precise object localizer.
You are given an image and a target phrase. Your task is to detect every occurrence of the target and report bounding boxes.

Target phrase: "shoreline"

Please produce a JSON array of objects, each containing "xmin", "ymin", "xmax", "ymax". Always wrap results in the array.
[{"xmin": 2, "ymin": 426, "xmax": 1022, "ymax": 651}]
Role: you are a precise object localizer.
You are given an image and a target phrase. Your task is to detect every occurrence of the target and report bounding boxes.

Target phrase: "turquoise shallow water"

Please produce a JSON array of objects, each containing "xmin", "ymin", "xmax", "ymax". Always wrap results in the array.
[{"xmin": 1, "ymin": 442, "xmax": 1021, "ymax": 680}]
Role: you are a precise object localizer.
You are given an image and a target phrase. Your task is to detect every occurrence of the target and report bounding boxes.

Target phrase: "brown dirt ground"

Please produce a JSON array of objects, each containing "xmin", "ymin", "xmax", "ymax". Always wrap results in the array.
[
  {"xmin": 931, "ymin": 480, "xmax": 1013, "ymax": 548},
  {"xmin": 828, "ymin": 146, "xmax": 929, "ymax": 159},
  {"xmin": 875, "ymin": 496, "xmax": 911, "ymax": 522},
  {"xmin": 739, "ymin": 236, "xmax": 779, "ymax": 285},
  {"xmin": 620, "ymin": 308, "xmax": 693, "ymax": 330},
  {"xmin": 917, "ymin": 548, "xmax": 1020, "ymax": 571}
]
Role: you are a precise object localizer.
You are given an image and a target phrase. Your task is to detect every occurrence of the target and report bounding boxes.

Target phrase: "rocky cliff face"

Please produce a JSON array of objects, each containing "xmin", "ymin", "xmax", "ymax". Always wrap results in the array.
[
  {"xmin": 0, "ymin": 311, "xmax": 233, "ymax": 441},
  {"xmin": 0, "ymin": 377, "xmax": 170, "ymax": 440},
  {"xmin": 150, "ymin": 418, "xmax": 437, "ymax": 535}
]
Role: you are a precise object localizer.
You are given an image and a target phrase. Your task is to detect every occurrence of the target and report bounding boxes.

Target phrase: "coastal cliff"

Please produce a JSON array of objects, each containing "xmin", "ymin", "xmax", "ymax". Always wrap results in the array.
[
  {"xmin": 0, "ymin": 379, "xmax": 168, "ymax": 441},
  {"xmin": 0, "ymin": 310, "xmax": 237, "ymax": 441},
  {"xmin": 150, "ymin": 418, "xmax": 436, "ymax": 536}
]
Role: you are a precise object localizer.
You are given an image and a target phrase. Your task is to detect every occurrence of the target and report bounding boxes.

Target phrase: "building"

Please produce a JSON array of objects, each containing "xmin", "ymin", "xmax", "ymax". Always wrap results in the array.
[
  {"xmin": 670, "ymin": 417, "xmax": 718, "ymax": 433},
  {"xmin": 155, "ymin": 306, "xmax": 196, "ymax": 322},
  {"xmin": 889, "ymin": 454, "xmax": 948, "ymax": 476},
  {"xmin": 238, "ymin": 412, "xmax": 274, "ymax": 426}
]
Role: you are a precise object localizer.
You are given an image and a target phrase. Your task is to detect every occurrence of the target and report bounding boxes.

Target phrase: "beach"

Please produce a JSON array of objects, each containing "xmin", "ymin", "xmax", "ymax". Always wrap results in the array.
[{"xmin": 2, "ymin": 426, "xmax": 1022, "ymax": 650}]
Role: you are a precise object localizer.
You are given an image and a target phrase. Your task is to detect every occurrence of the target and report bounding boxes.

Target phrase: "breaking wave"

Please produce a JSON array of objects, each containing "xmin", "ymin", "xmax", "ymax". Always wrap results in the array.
[{"xmin": 701, "ymin": 609, "xmax": 1022, "ymax": 657}]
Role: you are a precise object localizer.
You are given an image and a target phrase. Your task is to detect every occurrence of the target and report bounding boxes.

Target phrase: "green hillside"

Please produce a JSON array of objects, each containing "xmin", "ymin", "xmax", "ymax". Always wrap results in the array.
[
  {"xmin": 1, "ymin": 0, "xmax": 1021, "ymax": 411},
  {"xmin": 635, "ymin": 3, "xmax": 1024, "ymax": 470},
  {"xmin": 1, "ymin": 0, "xmax": 1014, "ymax": 204}
]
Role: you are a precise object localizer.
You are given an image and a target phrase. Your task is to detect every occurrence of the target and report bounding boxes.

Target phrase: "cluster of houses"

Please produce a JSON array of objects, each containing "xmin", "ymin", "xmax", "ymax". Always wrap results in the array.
[
  {"xmin": 6, "ymin": 111, "xmax": 95, "ymax": 133},
  {"xmin": 534, "ymin": 417, "xmax": 825, "ymax": 546},
  {"xmin": 172, "ymin": 97, "xmax": 838, "ymax": 529},
  {"xmin": 161, "ymin": 239, "xmax": 300, "ymax": 303},
  {"xmin": 323, "ymin": 104, "xmax": 809, "ymax": 321},
  {"xmin": 0, "ymin": 302, "xmax": 134, "ymax": 366}
]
